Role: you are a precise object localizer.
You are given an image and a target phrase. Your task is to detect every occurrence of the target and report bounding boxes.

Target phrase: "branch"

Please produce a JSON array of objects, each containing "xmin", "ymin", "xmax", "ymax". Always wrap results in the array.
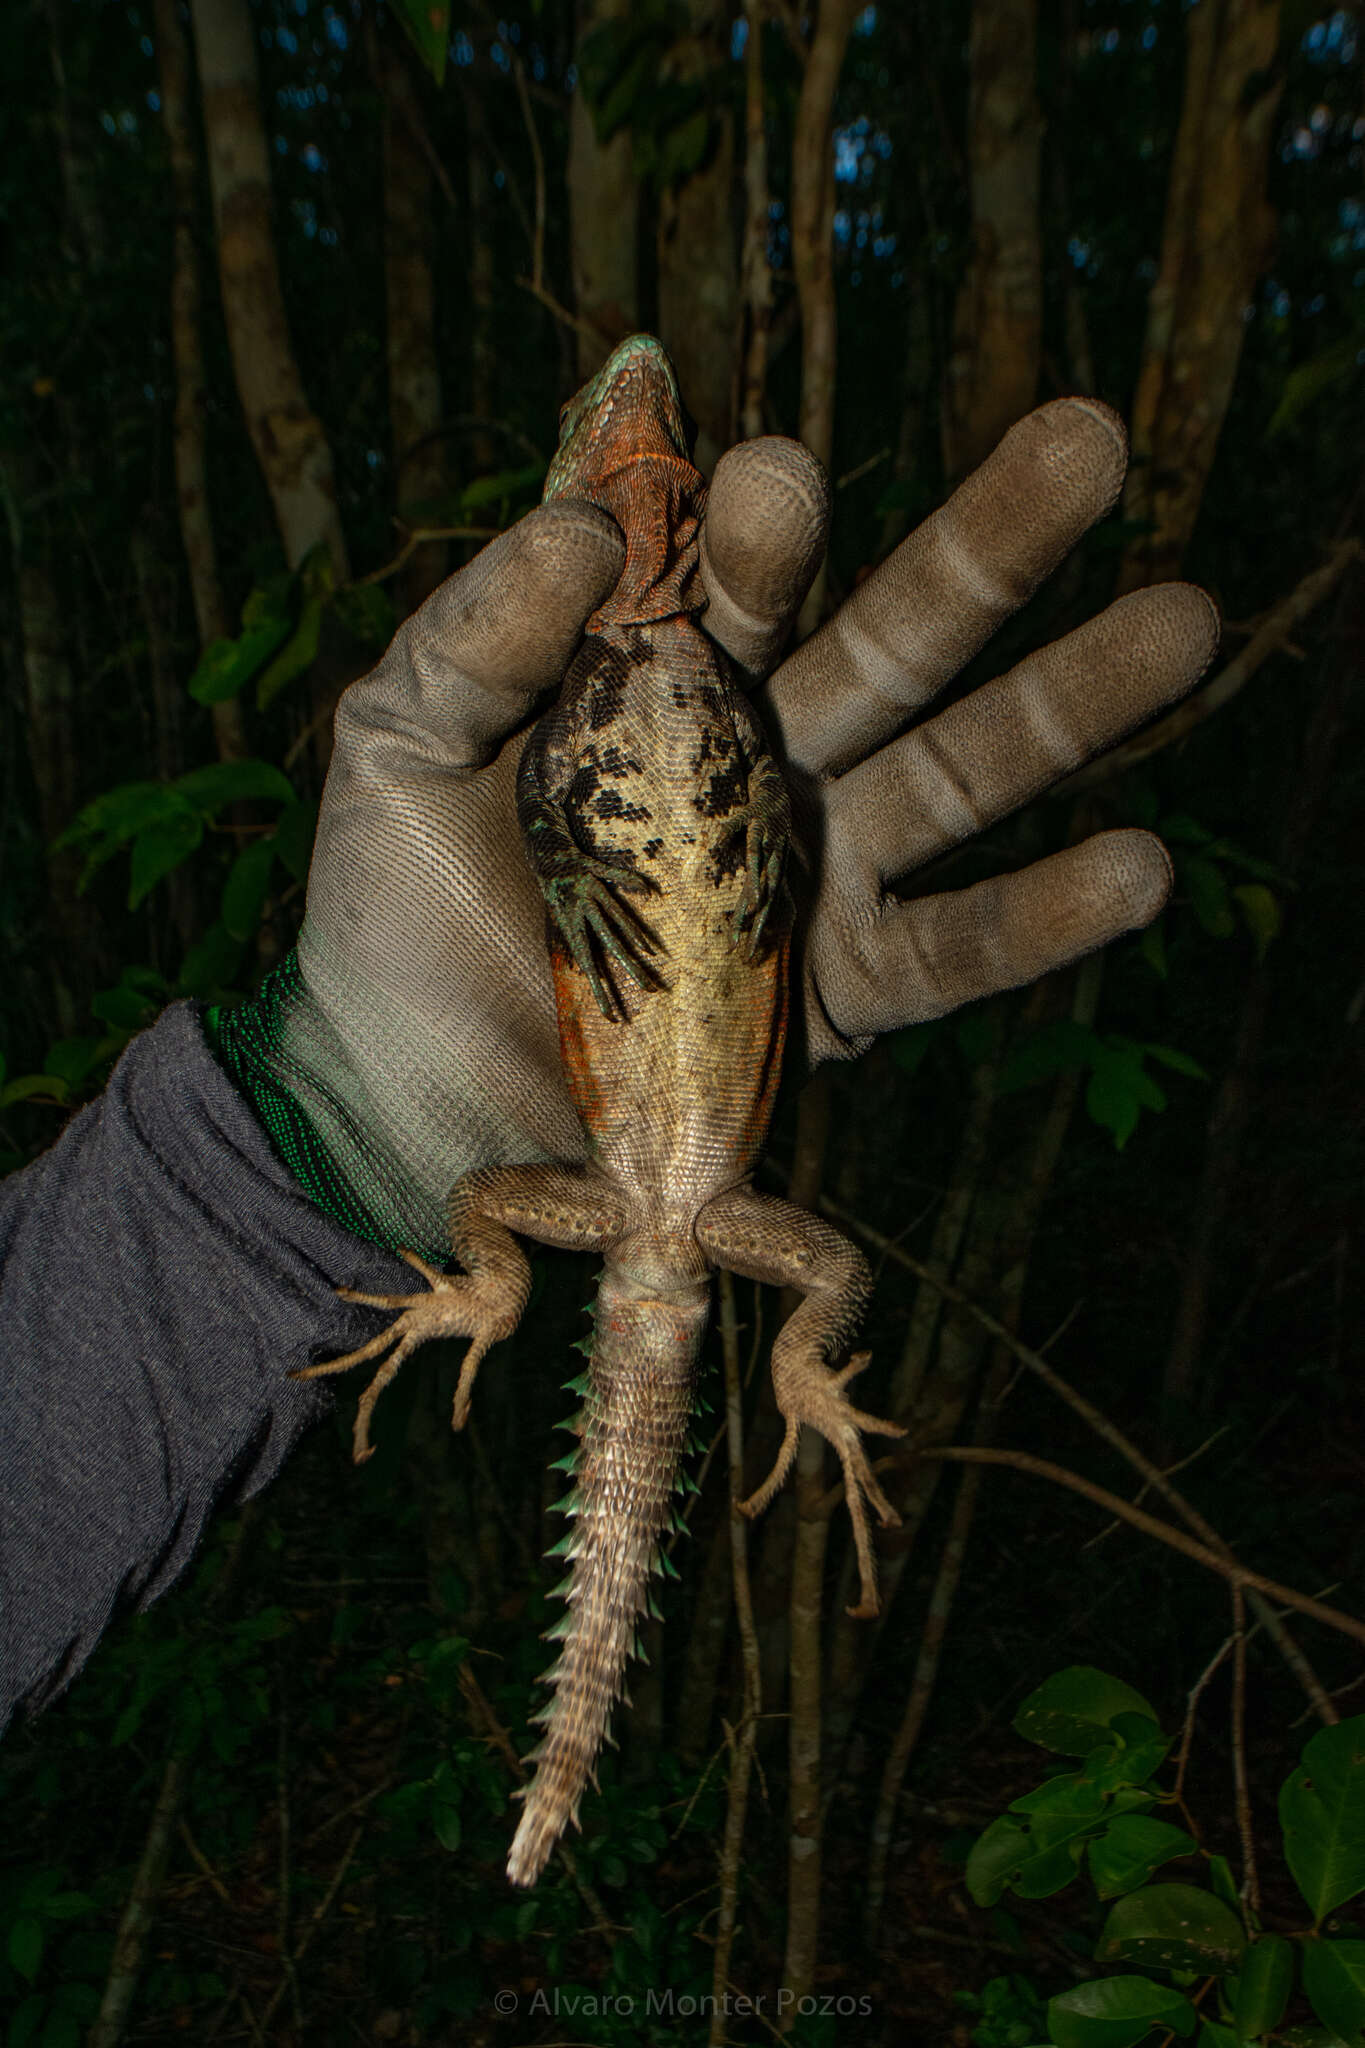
[
  {"xmin": 824, "ymin": 1198, "xmax": 1341, "ymax": 1725},
  {"xmin": 1055, "ymin": 538, "xmax": 1361, "ymax": 797},
  {"xmin": 915, "ymin": 1446, "xmax": 1365, "ymax": 1649},
  {"xmin": 710, "ymin": 1271, "xmax": 763, "ymax": 2046}
]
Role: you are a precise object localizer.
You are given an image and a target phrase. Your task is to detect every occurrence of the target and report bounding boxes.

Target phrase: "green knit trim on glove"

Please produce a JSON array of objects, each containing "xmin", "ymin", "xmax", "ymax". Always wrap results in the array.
[{"xmin": 204, "ymin": 951, "xmax": 392, "ymax": 1248}]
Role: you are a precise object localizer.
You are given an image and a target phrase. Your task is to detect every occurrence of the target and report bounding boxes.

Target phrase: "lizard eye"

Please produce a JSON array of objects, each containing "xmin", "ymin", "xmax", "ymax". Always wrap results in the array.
[{"xmin": 558, "ymin": 402, "xmax": 571, "ymax": 429}]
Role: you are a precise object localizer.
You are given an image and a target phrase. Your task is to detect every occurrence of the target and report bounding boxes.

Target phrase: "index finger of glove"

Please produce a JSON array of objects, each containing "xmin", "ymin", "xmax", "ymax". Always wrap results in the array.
[
  {"xmin": 699, "ymin": 437, "xmax": 830, "ymax": 677},
  {"xmin": 763, "ymin": 398, "xmax": 1129, "ymax": 779},
  {"xmin": 336, "ymin": 501, "xmax": 624, "ymax": 771}
]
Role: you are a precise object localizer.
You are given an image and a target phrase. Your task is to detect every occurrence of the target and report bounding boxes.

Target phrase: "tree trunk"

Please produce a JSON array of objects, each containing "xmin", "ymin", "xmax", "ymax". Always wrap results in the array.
[
  {"xmin": 1163, "ymin": 548, "xmax": 1358, "ymax": 1402},
  {"xmin": 153, "ymin": 0, "xmax": 248, "ymax": 767},
  {"xmin": 568, "ymin": 0, "xmax": 640, "ymax": 377},
  {"xmin": 656, "ymin": 1, "xmax": 738, "ymax": 472},
  {"xmin": 737, "ymin": 0, "xmax": 772, "ymax": 443},
  {"xmin": 189, "ymin": 0, "xmax": 349, "ymax": 582},
  {"xmin": 374, "ymin": 28, "xmax": 449, "ymax": 617},
  {"xmin": 1118, "ymin": 0, "xmax": 1283, "ymax": 593},
  {"xmin": 792, "ymin": 0, "xmax": 860, "ymax": 632},
  {"xmin": 468, "ymin": 116, "xmax": 498, "ymax": 476},
  {"xmin": 778, "ymin": 1070, "xmax": 833, "ymax": 2022},
  {"xmin": 941, "ymin": 0, "xmax": 1043, "ymax": 481}
]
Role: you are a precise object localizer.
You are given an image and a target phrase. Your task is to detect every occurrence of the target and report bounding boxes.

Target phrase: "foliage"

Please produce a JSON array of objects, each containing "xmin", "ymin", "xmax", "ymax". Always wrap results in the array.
[{"xmin": 965, "ymin": 1667, "xmax": 1365, "ymax": 2047}]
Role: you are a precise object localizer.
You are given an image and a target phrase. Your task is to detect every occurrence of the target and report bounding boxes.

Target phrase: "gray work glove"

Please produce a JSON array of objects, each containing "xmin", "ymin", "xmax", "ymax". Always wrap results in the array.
[{"xmin": 208, "ymin": 401, "xmax": 1217, "ymax": 1259}]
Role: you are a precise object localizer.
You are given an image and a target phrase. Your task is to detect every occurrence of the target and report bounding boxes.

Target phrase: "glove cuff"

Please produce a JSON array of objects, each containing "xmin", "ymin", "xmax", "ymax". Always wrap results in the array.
[{"xmin": 204, "ymin": 951, "xmax": 393, "ymax": 1249}]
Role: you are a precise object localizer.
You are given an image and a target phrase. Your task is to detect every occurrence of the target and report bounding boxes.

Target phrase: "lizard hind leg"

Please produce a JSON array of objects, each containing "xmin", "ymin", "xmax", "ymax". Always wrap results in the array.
[{"xmin": 695, "ymin": 1187, "xmax": 904, "ymax": 1620}]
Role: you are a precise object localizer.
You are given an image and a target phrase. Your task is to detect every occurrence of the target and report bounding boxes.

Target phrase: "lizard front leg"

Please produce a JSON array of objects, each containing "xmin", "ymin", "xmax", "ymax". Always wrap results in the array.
[
  {"xmin": 695, "ymin": 1186, "xmax": 903, "ymax": 1618},
  {"xmin": 517, "ymin": 730, "xmax": 663, "ymax": 1022},
  {"xmin": 293, "ymin": 1165, "xmax": 627, "ymax": 1461},
  {"xmin": 713, "ymin": 751, "xmax": 791, "ymax": 956}
]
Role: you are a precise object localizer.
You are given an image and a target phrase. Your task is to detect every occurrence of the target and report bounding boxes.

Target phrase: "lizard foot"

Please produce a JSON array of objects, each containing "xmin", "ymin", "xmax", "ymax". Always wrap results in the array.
[
  {"xmin": 545, "ymin": 854, "xmax": 665, "ymax": 1020},
  {"xmin": 290, "ymin": 1250, "xmax": 521, "ymax": 1463},
  {"xmin": 716, "ymin": 767, "xmax": 789, "ymax": 957},
  {"xmin": 738, "ymin": 1351, "xmax": 904, "ymax": 1618}
]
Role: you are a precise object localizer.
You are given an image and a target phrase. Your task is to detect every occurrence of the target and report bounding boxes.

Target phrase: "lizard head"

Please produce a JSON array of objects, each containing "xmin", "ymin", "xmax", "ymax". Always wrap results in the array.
[{"xmin": 543, "ymin": 334, "xmax": 695, "ymax": 503}]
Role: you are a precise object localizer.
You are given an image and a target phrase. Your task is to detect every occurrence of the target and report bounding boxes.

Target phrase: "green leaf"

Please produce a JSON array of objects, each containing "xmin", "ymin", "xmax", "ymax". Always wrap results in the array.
[
  {"xmin": 174, "ymin": 761, "xmax": 296, "ymax": 811},
  {"xmin": 1231, "ymin": 1934, "xmax": 1295, "ymax": 2040},
  {"xmin": 42, "ymin": 1039, "xmax": 103, "ymax": 1091},
  {"xmin": 40, "ymin": 1893, "xmax": 95, "ymax": 1921},
  {"xmin": 177, "ymin": 921, "xmax": 247, "ymax": 998},
  {"xmin": 887, "ymin": 1021, "xmax": 938, "ymax": 1079},
  {"xmin": 658, "ymin": 107, "xmax": 710, "ymax": 184},
  {"xmin": 0, "ymin": 1073, "xmax": 69, "ymax": 1108},
  {"xmin": 1014, "ymin": 1668, "xmax": 1160, "ymax": 1756},
  {"xmin": 1199, "ymin": 2025, "xmax": 1240, "ymax": 2048},
  {"xmin": 331, "ymin": 582, "xmax": 397, "ymax": 651},
  {"xmin": 1139, "ymin": 919, "xmax": 1168, "ymax": 979},
  {"xmin": 187, "ymin": 628, "xmax": 279, "ymax": 705},
  {"xmin": 455, "ymin": 462, "xmax": 546, "ymax": 514},
  {"xmin": 256, "ymin": 595, "xmax": 323, "ymax": 710},
  {"xmin": 967, "ymin": 1816, "xmax": 1035, "ymax": 1907},
  {"xmin": 1088, "ymin": 1816, "xmax": 1197, "ymax": 1899},
  {"xmin": 8, "ymin": 1914, "xmax": 44, "ymax": 1981},
  {"xmin": 1139, "ymin": 1043, "xmax": 1208, "ymax": 1081},
  {"xmin": 221, "ymin": 837, "xmax": 277, "ymax": 942},
  {"xmin": 271, "ymin": 800, "xmax": 317, "ymax": 884},
  {"xmin": 1086, "ymin": 1045, "xmax": 1164, "ymax": 1150},
  {"xmin": 128, "ymin": 811, "xmax": 203, "ymax": 909},
  {"xmin": 1268, "ymin": 332, "xmax": 1364, "ymax": 437},
  {"xmin": 1233, "ymin": 883, "xmax": 1281, "ymax": 961},
  {"xmin": 390, "ymin": 0, "xmax": 449, "ymax": 83},
  {"xmin": 1047, "ymin": 1975, "xmax": 1196, "ymax": 2047},
  {"xmin": 1209, "ymin": 1855, "xmax": 1241, "ymax": 1914},
  {"xmin": 1096, "ymin": 1885, "xmax": 1247, "ymax": 1977},
  {"xmin": 999, "ymin": 1018, "xmax": 1099, "ymax": 1094},
  {"xmin": 1302, "ymin": 1941, "xmax": 1365, "ymax": 2045},
  {"xmin": 90, "ymin": 981, "xmax": 159, "ymax": 1031},
  {"xmin": 1081, "ymin": 1717, "xmax": 1172, "ymax": 1791},
  {"xmin": 431, "ymin": 1770, "xmax": 463, "ymax": 1853},
  {"xmin": 966, "ymin": 1796, "xmax": 1100, "ymax": 1906},
  {"xmin": 1280, "ymin": 1718, "xmax": 1365, "ymax": 1923},
  {"xmin": 1183, "ymin": 855, "xmax": 1236, "ymax": 938},
  {"xmin": 8, "ymin": 1993, "xmax": 47, "ymax": 2047}
]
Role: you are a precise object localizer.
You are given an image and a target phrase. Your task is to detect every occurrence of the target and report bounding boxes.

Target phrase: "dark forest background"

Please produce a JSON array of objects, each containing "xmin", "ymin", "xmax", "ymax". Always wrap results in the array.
[{"xmin": 2, "ymin": 0, "xmax": 1363, "ymax": 2043}]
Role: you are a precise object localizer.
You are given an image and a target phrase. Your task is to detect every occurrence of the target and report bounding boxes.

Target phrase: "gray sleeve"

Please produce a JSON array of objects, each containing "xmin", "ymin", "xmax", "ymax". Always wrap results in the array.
[{"xmin": 0, "ymin": 1000, "xmax": 410, "ymax": 1731}]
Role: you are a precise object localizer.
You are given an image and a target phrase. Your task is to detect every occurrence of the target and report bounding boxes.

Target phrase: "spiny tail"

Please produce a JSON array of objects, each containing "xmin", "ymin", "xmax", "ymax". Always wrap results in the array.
[{"xmin": 506, "ymin": 1273, "xmax": 706, "ymax": 1887}]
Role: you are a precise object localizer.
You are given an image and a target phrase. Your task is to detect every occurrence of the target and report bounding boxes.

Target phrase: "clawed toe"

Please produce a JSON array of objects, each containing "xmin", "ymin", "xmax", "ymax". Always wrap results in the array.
[{"xmin": 741, "ymin": 1351, "xmax": 903, "ymax": 1618}]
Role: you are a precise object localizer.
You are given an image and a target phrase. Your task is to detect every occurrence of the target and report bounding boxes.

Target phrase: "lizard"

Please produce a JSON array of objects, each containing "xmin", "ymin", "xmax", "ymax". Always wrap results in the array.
[{"xmin": 294, "ymin": 333, "xmax": 904, "ymax": 1888}]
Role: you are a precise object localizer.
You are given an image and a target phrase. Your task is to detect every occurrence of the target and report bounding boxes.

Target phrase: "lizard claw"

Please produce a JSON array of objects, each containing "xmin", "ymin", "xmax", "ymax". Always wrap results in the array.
[
  {"xmin": 546, "ymin": 855, "xmax": 666, "ymax": 1020},
  {"xmin": 292, "ymin": 1252, "xmax": 521, "ymax": 1462},
  {"xmin": 738, "ymin": 1348, "xmax": 903, "ymax": 1618}
]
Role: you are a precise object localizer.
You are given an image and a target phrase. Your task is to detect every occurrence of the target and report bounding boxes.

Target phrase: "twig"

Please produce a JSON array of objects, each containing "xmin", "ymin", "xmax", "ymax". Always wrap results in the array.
[
  {"xmin": 864, "ymin": 1350, "xmax": 1011, "ymax": 1947},
  {"xmin": 353, "ymin": 524, "xmax": 502, "ymax": 588},
  {"xmin": 914, "ymin": 1446, "xmax": 1365, "ymax": 1648},
  {"xmin": 506, "ymin": 42, "xmax": 546, "ymax": 291},
  {"xmin": 824, "ymin": 1202, "xmax": 1342, "ymax": 1726},
  {"xmin": 1230, "ymin": 1585, "xmax": 1259, "ymax": 1915},
  {"xmin": 175, "ymin": 1818, "xmax": 233, "ymax": 1907},
  {"xmin": 1175, "ymin": 1632, "xmax": 1237, "ymax": 1810},
  {"xmin": 1055, "ymin": 537, "xmax": 1361, "ymax": 796},
  {"xmin": 516, "ymin": 272, "xmax": 612, "ymax": 349},
  {"xmin": 275, "ymin": 1688, "xmax": 304, "ymax": 2030},
  {"xmin": 710, "ymin": 1272, "xmax": 763, "ymax": 2046},
  {"xmin": 256, "ymin": 1825, "xmax": 365, "ymax": 2035},
  {"xmin": 90, "ymin": 1510, "xmax": 259, "ymax": 2048}
]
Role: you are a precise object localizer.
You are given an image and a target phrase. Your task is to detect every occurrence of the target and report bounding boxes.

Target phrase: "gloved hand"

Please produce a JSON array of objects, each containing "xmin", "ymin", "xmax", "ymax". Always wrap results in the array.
[{"xmin": 209, "ymin": 401, "xmax": 1216, "ymax": 1259}]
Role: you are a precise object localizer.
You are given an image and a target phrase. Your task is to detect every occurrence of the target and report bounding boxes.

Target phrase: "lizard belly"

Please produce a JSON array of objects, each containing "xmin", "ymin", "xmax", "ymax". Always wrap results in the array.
[{"xmin": 553, "ymin": 911, "xmax": 787, "ymax": 1214}]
